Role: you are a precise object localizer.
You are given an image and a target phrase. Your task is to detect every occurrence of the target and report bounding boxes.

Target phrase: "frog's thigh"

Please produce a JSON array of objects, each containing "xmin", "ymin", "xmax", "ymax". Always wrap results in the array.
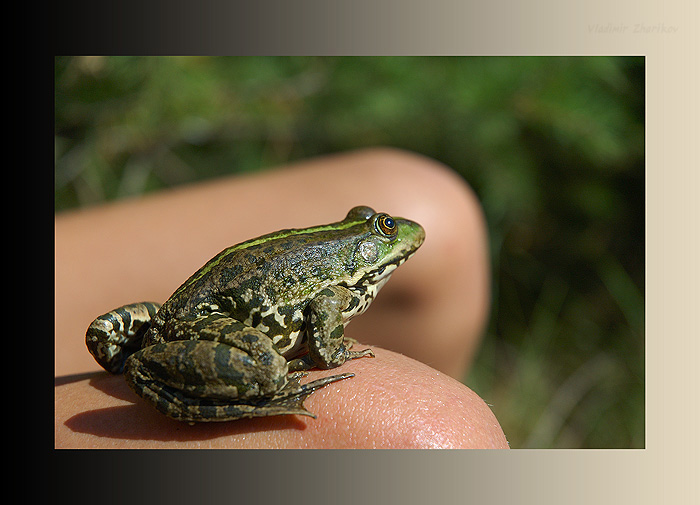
[
  {"xmin": 167, "ymin": 314, "xmax": 288, "ymax": 375},
  {"xmin": 128, "ymin": 337, "xmax": 287, "ymax": 396},
  {"xmin": 123, "ymin": 318, "xmax": 290, "ymax": 420}
]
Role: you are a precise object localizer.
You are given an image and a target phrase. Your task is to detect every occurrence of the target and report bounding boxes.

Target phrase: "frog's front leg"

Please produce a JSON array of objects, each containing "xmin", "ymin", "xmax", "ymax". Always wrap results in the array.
[
  {"xmin": 290, "ymin": 286, "xmax": 375, "ymax": 372},
  {"xmin": 123, "ymin": 314, "xmax": 353, "ymax": 422}
]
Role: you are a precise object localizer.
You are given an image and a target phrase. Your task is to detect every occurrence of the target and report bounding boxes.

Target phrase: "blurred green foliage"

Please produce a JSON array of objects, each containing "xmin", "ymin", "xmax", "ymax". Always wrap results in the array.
[{"xmin": 55, "ymin": 56, "xmax": 644, "ymax": 448}]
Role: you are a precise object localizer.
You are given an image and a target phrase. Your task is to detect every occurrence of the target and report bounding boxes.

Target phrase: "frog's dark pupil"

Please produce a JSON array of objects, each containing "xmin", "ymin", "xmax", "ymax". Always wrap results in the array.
[{"xmin": 377, "ymin": 215, "xmax": 396, "ymax": 236}]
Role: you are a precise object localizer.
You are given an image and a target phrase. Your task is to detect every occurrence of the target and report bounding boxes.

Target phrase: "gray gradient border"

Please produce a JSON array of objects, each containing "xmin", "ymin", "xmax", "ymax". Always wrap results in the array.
[{"xmin": 53, "ymin": 1, "xmax": 699, "ymax": 504}]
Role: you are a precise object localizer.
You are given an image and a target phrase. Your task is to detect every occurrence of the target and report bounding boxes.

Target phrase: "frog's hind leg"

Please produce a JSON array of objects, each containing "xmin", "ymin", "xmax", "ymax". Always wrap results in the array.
[
  {"xmin": 142, "ymin": 371, "xmax": 354, "ymax": 423},
  {"xmin": 125, "ymin": 371, "xmax": 354, "ymax": 423},
  {"xmin": 123, "ymin": 329, "xmax": 354, "ymax": 422},
  {"xmin": 85, "ymin": 302, "xmax": 161, "ymax": 374}
]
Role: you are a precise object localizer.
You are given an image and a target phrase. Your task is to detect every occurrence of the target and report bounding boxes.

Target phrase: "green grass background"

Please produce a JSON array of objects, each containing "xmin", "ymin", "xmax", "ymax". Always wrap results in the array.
[{"xmin": 55, "ymin": 56, "xmax": 644, "ymax": 448}]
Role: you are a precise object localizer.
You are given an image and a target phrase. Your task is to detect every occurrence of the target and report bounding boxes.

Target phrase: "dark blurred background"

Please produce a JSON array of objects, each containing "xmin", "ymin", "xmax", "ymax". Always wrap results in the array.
[{"xmin": 54, "ymin": 56, "xmax": 644, "ymax": 448}]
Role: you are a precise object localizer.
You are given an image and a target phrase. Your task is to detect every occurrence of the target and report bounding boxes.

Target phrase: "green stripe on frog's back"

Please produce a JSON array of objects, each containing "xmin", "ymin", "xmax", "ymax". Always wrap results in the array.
[{"xmin": 171, "ymin": 217, "xmax": 368, "ymax": 301}]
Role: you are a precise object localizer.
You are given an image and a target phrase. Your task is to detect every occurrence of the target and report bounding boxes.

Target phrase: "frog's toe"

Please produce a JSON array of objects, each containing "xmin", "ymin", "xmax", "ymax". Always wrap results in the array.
[
  {"xmin": 261, "ymin": 372, "xmax": 356, "ymax": 419},
  {"xmin": 282, "ymin": 372, "xmax": 355, "ymax": 395},
  {"xmin": 287, "ymin": 371, "xmax": 309, "ymax": 381},
  {"xmin": 347, "ymin": 348, "xmax": 375, "ymax": 360}
]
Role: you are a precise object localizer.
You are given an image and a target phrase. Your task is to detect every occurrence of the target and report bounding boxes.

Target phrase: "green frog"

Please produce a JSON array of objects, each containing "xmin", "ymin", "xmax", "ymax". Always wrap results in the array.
[{"xmin": 86, "ymin": 206, "xmax": 425, "ymax": 423}]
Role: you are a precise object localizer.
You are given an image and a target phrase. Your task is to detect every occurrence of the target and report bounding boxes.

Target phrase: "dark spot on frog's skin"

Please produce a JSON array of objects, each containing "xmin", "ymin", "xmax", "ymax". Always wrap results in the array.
[
  {"xmin": 101, "ymin": 312, "xmax": 122, "ymax": 333},
  {"xmin": 280, "ymin": 240, "xmax": 296, "ymax": 251},
  {"xmin": 117, "ymin": 308, "xmax": 133, "ymax": 330},
  {"xmin": 258, "ymin": 350, "xmax": 276, "ymax": 367},
  {"xmin": 277, "ymin": 304, "xmax": 297, "ymax": 317},
  {"xmin": 220, "ymin": 265, "xmax": 243, "ymax": 285},
  {"xmin": 330, "ymin": 325, "xmax": 344, "ymax": 341},
  {"xmin": 318, "ymin": 287, "xmax": 336, "ymax": 298},
  {"xmin": 262, "ymin": 313, "xmax": 285, "ymax": 334},
  {"xmin": 213, "ymin": 345, "xmax": 248, "ymax": 385},
  {"xmin": 276, "ymin": 304, "xmax": 302, "ymax": 327},
  {"xmin": 345, "ymin": 295, "xmax": 361, "ymax": 313},
  {"xmin": 218, "ymin": 320, "xmax": 247, "ymax": 336},
  {"xmin": 155, "ymin": 390, "xmax": 174, "ymax": 416},
  {"xmin": 214, "ymin": 343, "xmax": 233, "ymax": 373},
  {"xmin": 240, "ymin": 331, "xmax": 260, "ymax": 345},
  {"xmin": 372, "ymin": 265, "xmax": 386, "ymax": 277},
  {"xmin": 213, "ymin": 296, "xmax": 235, "ymax": 314},
  {"xmin": 143, "ymin": 357, "xmax": 170, "ymax": 383},
  {"xmin": 250, "ymin": 312, "xmax": 262, "ymax": 328}
]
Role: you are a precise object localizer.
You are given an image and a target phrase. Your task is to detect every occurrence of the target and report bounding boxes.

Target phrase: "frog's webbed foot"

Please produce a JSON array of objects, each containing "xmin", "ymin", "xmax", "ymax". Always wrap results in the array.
[
  {"xmin": 341, "ymin": 337, "xmax": 375, "ymax": 360},
  {"xmin": 260, "ymin": 372, "xmax": 355, "ymax": 419}
]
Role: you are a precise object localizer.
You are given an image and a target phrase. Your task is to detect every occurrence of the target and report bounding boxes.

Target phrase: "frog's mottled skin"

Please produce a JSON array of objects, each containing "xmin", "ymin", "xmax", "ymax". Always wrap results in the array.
[{"xmin": 86, "ymin": 206, "xmax": 424, "ymax": 422}]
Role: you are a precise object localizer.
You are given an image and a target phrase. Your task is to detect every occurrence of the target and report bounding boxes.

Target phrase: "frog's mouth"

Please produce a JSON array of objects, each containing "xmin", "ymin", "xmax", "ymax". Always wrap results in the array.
[{"xmin": 365, "ymin": 246, "xmax": 418, "ymax": 284}]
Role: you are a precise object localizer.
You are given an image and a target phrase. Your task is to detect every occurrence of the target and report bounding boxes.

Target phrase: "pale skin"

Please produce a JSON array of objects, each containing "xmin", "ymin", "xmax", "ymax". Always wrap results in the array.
[{"xmin": 55, "ymin": 148, "xmax": 508, "ymax": 449}]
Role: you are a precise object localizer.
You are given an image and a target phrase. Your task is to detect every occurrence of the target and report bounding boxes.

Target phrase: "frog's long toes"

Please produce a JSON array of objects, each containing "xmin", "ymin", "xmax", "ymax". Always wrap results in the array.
[
  {"xmin": 288, "ymin": 371, "xmax": 309, "ymax": 381},
  {"xmin": 280, "ymin": 372, "xmax": 355, "ymax": 397},
  {"xmin": 300, "ymin": 372, "xmax": 355, "ymax": 391},
  {"xmin": 267, "ymin": 372, "xmax": 355, "ymax": 417},
  {"xmin": 347, "ymin": 348, "xmax": 375, "ymax": 360}
]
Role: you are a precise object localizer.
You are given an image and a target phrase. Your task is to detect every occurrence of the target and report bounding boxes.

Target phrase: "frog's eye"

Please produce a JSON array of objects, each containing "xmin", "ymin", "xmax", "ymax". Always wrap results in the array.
[{"xmin": 375, "ymin": 214, "xmax": 397, "ymax": 237}]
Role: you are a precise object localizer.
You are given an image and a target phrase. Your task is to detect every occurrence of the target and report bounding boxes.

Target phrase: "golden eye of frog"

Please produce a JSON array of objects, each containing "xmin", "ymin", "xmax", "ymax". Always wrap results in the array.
[{"xmin": 86, "ymin": 206, "xmax": 425, "ymax": 423}]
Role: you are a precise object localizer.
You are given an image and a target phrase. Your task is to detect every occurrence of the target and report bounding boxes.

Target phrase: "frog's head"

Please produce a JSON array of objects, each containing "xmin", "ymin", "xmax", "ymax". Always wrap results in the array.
[{"xmin": 342, "ymin": 205, "xmax": 425, "ymax": 292}]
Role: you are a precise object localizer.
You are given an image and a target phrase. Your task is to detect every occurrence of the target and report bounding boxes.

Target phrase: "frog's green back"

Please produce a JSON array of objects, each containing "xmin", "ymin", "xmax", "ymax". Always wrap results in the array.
[{"xmin": 154, "ymin": 206, "xmax": 424, "ymax": 349}]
